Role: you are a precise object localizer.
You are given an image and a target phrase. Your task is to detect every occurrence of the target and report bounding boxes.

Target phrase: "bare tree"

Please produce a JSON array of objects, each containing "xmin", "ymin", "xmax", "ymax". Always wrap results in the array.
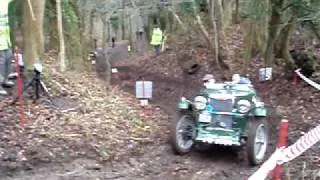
[
  {"xmin": 23, "ymin": 0, "xmax": 46, "ymax": 66},
  {"xmin": 56, "ymin": 0, "xmax": 66, "ymax": 72}
]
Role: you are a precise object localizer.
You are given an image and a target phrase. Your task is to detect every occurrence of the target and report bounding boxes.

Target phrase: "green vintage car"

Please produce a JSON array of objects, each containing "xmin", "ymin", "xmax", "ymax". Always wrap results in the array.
[{"xmin": 170, "ymin": 82, "xmax": 268, "ymax": 166}]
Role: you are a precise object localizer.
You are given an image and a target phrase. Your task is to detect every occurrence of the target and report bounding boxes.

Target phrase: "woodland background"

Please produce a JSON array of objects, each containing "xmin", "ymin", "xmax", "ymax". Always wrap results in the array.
[{"xmin": 0, "ymin": 0, "xmax": 319, "ymax": 179}]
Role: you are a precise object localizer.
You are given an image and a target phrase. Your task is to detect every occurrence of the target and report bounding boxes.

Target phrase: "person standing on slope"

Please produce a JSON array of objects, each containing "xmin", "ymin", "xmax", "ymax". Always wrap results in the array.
[
  {"xmin": 0, "ymin": 0, "xmax": 14, "ymax": 96},
  {"xmin": 150, "ymin": 25, "xmax": 163, "ymax": 56}
]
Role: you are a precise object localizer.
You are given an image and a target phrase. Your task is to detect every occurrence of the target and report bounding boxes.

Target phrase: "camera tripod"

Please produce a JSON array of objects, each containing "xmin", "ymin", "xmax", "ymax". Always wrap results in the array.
[{"xmin": 12, "ymin": 68, "xmax": 54, "ymax": 105}]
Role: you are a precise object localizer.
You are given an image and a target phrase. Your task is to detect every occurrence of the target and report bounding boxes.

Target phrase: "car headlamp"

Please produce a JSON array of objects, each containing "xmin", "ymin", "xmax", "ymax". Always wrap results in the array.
[
  {"xmin": 237, "ymin": 99, "xmax": 251, "ymax": 113},
  {"xmin": 194, "ymin": 96, "xmax": 207, "ymax": 110}
]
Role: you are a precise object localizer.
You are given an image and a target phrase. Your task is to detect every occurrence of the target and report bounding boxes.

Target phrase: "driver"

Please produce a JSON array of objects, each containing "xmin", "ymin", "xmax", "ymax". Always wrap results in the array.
[{"xmin": 202, "ymin": 74, "xmax": 216, "ymax": 88}]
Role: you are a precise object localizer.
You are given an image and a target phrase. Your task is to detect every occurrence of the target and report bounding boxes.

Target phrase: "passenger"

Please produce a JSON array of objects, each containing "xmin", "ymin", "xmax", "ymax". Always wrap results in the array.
[{"xmin": 232, "ymin": 74, "xmax": 252, "ymax": 84}]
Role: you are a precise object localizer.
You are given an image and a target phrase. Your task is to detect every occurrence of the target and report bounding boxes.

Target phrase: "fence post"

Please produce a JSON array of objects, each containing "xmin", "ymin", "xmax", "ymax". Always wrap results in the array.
[
  {"xmin": 272, "ymin": 119, "xmax": 289, "ymax": 180},
  {"xmin": 14, "ymin": 47, "xmax": 25, "ymax": 125}
]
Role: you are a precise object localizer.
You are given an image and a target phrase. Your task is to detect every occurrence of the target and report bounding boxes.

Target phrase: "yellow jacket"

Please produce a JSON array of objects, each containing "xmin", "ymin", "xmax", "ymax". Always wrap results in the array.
[
  {"xmin": 0, "ymin": 0, "xmax": 13, "ymax": 50},
  {"xmin": 150, "ymin": 28, "xmax": 163, "ymax": 45}
]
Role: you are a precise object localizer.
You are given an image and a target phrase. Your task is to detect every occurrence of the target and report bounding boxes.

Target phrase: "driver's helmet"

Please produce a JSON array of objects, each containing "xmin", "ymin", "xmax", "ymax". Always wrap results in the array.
[
  {"xmin": 202, "ymin": 74, "xmax": 215, "ymax": 88},
  {"xmin": 232, "ymin": 74, "xmax": 241, "ymax": 83}
]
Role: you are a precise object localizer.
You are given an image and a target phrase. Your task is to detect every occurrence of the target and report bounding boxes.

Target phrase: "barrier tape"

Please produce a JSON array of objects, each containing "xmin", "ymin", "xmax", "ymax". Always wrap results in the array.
[
  {"xmin": 248, "ymin": 69, "xmax": 320, "ymax": 179},
  {"xmin": 249, "ymin": 124, "xmax": 320, "ymax": 180},
  {"xmin": 281, "ymin": 124, "xmax": 320, "ymax": 163},
  {"xmin": 295, "ymin": 69, "xmax": 320, "ymax": 90}
]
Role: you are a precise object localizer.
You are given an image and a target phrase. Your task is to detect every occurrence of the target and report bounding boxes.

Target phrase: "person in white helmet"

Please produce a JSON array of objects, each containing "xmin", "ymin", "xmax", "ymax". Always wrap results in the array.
[{"xmin": 232, "ymin": 74, "xmax": 252, "ymax": 84}]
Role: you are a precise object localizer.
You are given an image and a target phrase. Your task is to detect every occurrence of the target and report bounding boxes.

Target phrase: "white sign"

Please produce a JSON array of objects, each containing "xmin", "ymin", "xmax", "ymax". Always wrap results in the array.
[
  {"xmin": 259, "ymin": 67, "xmax": 273, "ymax": 81},
  {"xmin": 111, "ymin": 68, "xmax": 118, "ymax": 73},
  {"xmin": 135, "ymin": 81, "xmax": 153, "ymax": 99},
  {"xmin": 140, "ymin": 99, "xmax": 149, "ymax": 106}
]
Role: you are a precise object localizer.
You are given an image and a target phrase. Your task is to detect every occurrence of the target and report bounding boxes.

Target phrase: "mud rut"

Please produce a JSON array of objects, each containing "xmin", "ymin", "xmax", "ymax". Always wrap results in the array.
[{"xmin": 3, "ymin": 62, "xmax": 277, "ymax": 180}]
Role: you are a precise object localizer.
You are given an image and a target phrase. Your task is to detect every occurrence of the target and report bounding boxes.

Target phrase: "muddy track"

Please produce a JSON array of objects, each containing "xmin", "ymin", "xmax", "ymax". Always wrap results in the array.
[
  {"xmin": 105, "ymin": 63, "xmax": 276, "ymax": 179},
  {"xmin": 2, "ymin": 62, "xmax": 278, "ymax": 180}
]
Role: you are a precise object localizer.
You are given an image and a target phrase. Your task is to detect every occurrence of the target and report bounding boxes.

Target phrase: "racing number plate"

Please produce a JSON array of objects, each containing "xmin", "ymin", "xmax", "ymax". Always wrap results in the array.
[{"xmin": 198, "ymin": 113, "xmax": 211, "ymax": 123}]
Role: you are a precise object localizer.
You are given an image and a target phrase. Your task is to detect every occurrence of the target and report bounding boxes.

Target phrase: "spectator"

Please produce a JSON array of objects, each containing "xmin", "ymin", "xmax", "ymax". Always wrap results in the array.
[
  {"xmin": 111, "ymin": 37, "xmax": 115, "ymax": 48},
  {"xmin": 0, "ymin": 0, "xmax": 15, "ymax": 96},
  {"xmin": 150, "ymin": 25, "xmax": 163, "ymax": 56}
]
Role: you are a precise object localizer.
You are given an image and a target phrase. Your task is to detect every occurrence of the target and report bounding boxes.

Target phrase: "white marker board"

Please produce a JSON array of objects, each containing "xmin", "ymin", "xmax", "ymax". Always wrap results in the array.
[
  {"xmin": 259, "ymin": 67, "xmax": 273, "ymax": 81},
  {"xmin": 135, "ymin": 81, "xmax": 153, "ymax": 99}
]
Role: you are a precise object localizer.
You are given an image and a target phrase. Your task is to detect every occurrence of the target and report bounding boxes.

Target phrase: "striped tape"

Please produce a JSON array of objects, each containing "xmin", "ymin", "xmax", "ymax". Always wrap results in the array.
[
  {"xmin": 249, "ymin": 69, "xmax": 320, "ymax": 179},
  {"xmin": 281, "ymin": 124, "xmax": 320, "ymax": 163},
  {"xmin": 249, "ymin": 124, "xmax": 320, "ymax": 180},
  {"xmin": 295, "ymin": 69, "xmax": 320, "ymax": 90}
]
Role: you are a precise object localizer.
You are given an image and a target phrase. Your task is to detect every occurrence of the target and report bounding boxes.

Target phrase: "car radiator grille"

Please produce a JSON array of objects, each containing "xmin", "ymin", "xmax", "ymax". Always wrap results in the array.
[
  {"xmin": 209, "ymin": 98, "xmax": 233, "ymax": 112},
  {"xmin": 210, "ymin": 115, "xmax": 233, "ymax": 129}
]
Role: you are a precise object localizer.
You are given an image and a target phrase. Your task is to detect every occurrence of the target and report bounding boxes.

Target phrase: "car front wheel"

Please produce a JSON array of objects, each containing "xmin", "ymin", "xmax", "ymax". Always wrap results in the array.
[
  {"xmin": 247, "ymin": 117, "xmax": 269, "ymax": 166},
  {"xmin": 170, "ymin": 111, "xmax": 196, "ymax": 155}
]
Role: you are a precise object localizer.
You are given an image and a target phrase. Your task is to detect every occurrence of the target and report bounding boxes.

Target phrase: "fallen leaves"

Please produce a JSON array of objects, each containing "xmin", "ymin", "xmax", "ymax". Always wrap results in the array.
[{"xmin": 0, "ymin": 56, "xmax": 168, "ymax": 173}]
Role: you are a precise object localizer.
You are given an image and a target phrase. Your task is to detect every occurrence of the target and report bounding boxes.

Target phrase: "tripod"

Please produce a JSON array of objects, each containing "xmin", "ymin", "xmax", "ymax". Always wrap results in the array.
[{"xmin": 12, "ymin": 66, "xmax": 54, "ymax": 105}]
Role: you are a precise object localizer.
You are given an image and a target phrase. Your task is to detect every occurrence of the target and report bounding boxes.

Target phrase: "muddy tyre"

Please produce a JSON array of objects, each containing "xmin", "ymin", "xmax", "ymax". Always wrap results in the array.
[
  {"xmin": 170, "ymin": 111, "xmax": 196, "ymax": 155},
  {"xmin": 247, "ymin": 117, "xmax": 269, "ymax": 166}
]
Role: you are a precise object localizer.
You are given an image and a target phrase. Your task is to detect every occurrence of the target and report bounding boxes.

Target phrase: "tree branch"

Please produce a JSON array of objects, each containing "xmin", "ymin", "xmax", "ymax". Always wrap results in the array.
[{"xmin": 168, "ymin": 7, "xmax": 186, "ymax": 30}]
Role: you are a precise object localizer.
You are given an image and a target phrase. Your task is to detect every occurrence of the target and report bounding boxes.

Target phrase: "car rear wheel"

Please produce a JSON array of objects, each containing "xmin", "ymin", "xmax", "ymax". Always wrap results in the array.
[
  {"xmin": 170, "ymin": 111, "xmax": 196, "ymax": 155},
  {"xmin": 247, "ymin": 117, "xmax": 268, "ymax": 166}
]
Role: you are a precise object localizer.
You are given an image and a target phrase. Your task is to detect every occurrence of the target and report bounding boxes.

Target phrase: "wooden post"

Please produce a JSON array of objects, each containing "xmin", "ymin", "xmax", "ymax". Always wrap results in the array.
[
  {"xmin": 273, "ymin": 119, "xmax": 289, "ymax": 180},
  {"xmin": 14, "ymin": 47, "xmax": 25, "ymax": 124}
]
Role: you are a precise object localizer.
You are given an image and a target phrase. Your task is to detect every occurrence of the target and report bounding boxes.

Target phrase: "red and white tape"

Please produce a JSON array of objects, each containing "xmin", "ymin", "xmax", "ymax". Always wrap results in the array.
[
  {"xmin": 295, "ymin": 69, "xmax": 320, "ymax": 90},
  {"xmin": 249, "ymin": 124, "xmax": 320, "ymax": 180},
  {"xmin": 281, "ymin": 124, "xmax": 320, "ymax": 163},
  {"xmin": 249, "ymin": 69, "xmax": 320, "ymax": 180}
]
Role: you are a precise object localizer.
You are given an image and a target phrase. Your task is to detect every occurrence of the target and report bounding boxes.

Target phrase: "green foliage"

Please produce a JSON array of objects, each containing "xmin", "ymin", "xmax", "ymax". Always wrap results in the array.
[
  {"xmin": 8, "ymin": 0, "xmax": 23, "ymax": 48},
  {"xmin": 110, "ymin": 15, "xmax": 119, "ymax": 31},
  {"xmin": 62, "ymin": 0, "xmax": 78, "ymax": 24},
  {"xmin": 246, "ymin": 0, "xmax": 270, "ymax": 21},
  {"xmin": 178, "ymin": 0, "xmax": 194, "ymax": 14},
  {"xmin": 8, "ymin": 0, "xmax": 22, "ymax": 29}
]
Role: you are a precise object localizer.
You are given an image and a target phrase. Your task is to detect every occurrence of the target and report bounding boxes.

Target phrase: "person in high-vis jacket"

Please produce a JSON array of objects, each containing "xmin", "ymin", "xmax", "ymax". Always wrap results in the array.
[
  {"xmin": 0, "ymin": 0, "xmax": 14, "ymax": 96},
  {"xmin": 150, "ymin": 25, "xmax": 163, "ymax": 56}
]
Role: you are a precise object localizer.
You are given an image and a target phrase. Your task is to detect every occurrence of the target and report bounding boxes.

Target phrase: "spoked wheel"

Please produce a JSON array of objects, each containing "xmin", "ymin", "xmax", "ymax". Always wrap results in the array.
[
  {"xmin": 171, "ymin": 111, "xmax": 196, "ymax": 155},
  {"xmin": 247, "ymin": 118, "xmax": 269, "ymax": 166}
]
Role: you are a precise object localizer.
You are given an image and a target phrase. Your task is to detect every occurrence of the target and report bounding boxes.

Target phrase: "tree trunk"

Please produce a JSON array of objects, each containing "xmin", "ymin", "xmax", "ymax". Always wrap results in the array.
[
  {"xmin": 213, "ymin": 0, "xmax": 229, "ymax": 70},
  {"xmin": 46, "ymin": 0, "xmax": 58, "ymax": 51},
  {"xmin": 121, "ymin": 0, "xmax": 125, "ymax": 40},
  {"xmin": 70, "ymin": 0, "xmax": 87, "ymax": 61},
  {"xmin": 222, "ymin": 0, "xmax": 233, "ymax": 28},
  {"xmin": 23, "ymin": 0, "xmax": 46, "ymax": 67},
  {"xmin": 89, "ymin": 10, "xmax": 95, "ymax": 49},
  {"xmin": 275, "ymin": 18, "xmax": 295, "ymax": 66},
  {"xmin": 101, "ymin": 16, "xmax": 111, "ymax": 87},
  {"xmin": 211, "ymin": 0, "xmax": 221, "ymax": 70},
  {"xmin": 190, "ymin": 0, "xmax": 229, "ymax": 72},
  {"xmin": 56, "ymin": 0, "xmax": 66, "ymax": 72},
  {"xmin": 169, "ymin": 8, "xmax": 186, "ymax": 30},
  {"xmin": 243, "ymin": 21, "xmax": 254, "ymax": 73},
  {"xmin": 234, "ymin": 0, "xmax": 240, "ymax": 24},
  {"xmin": 264, "ymin": 0, "xmax": 284, "ymax": 66}
]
